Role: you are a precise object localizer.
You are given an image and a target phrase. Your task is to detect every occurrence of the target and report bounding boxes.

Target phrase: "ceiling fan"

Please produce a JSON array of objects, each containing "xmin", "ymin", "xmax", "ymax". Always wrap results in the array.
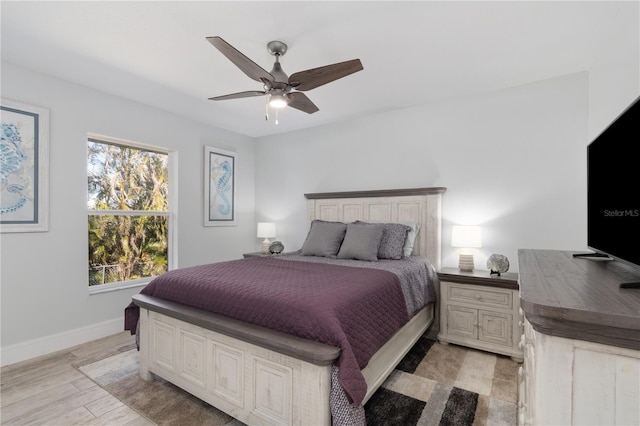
[{"xmin": 206, "ymin": 36, "xmax": 363, "ymax": 122}]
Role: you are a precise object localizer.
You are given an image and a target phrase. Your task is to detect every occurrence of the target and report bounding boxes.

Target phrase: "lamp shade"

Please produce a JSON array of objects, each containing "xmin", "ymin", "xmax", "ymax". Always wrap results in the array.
[
  {"xmin": 451, "ymin": 225, "xmax": 482, "ymax": 248},
  {"xmin": 257, "ymin": 222, "xmax": 276, "ymax": 238}
]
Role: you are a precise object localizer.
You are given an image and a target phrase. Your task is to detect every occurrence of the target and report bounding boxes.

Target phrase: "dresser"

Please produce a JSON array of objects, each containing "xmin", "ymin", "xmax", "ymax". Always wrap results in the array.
[
  {"xmin": 437, "ymin": 268, "xmax": 523, "ymax": 361},
  {"xmin": 517, "ymin": 249, "xmax": 640, "ymax": 426}
]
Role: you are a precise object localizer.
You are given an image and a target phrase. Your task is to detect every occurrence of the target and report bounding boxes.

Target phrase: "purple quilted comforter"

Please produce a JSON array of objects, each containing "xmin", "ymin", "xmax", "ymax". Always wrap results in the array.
[{"xmin": 125, "ymin": 257, "xmax": 414, "ymax": 405}]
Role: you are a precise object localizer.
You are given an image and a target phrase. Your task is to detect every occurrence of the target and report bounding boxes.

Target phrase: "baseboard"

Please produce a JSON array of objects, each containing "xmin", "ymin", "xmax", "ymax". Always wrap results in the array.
[{"xmin": 1, "ymin": 318, "xmax": 123, "ymax": 366}]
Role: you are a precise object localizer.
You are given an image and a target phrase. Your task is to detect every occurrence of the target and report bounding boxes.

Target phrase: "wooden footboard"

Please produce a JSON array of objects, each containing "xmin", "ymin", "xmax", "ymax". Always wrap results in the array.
[
  {"xmin": 135, "ymin": 295, "xmax": 433, "ymax": 425},
  {"xmin": 138, "ymin": 306, "xmax": 333, "ymax": 424}
]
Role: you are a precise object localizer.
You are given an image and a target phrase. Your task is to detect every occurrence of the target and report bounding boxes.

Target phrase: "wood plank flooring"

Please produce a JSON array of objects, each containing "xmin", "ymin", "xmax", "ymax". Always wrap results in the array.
[
  {"xmin": 2, "ymin": 332, "xmax": 518, "ymax": 425},
  {"xmin": 1, "ymin": 332, "xmax": 152, "ymax": 426}
]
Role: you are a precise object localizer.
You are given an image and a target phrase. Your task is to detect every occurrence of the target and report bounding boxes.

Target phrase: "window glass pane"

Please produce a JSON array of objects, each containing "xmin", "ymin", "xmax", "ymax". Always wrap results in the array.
[
  {"xmin": 88, "ymin": 141, "xmax": 168, "ymax": 211},
  {"xmin": 87, "ymin": 138, "xmax": 170, "ymax": 288},
  {"xmin": 88, "ymin": 214, "xmax": 168, "ymax": 286}
]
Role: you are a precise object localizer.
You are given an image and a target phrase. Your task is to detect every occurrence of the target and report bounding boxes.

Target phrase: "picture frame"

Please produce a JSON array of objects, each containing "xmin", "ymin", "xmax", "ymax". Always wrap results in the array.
[
  {"xmin": 203, "ymin": 145, "xmax": 237, "ymax": 226},
  {"xmin": 1, "ymin": 98, "xmax": 50, "ymax": 233}
]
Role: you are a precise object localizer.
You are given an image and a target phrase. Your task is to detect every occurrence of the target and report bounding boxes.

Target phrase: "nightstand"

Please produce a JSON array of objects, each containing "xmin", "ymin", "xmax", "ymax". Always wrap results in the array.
[
  {"xmin": 437, "ymin": 267, "xmax": 523, "ymax": 361},
  {"xmin": 242, "ymin": 252, "xmax": 272, "ymax": 258}
]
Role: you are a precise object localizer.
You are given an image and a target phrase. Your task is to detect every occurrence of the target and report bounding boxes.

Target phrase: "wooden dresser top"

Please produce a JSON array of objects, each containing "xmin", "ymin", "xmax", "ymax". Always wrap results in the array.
[{"xmin": 518, "ymin": 249, "xmax": 640, "ymax": 350}]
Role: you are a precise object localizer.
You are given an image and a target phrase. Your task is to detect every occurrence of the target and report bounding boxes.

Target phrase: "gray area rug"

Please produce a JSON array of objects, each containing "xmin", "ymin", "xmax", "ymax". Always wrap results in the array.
[{"xmin": 75, "ymin": 337, "xmax": 518, "ymax": 425}]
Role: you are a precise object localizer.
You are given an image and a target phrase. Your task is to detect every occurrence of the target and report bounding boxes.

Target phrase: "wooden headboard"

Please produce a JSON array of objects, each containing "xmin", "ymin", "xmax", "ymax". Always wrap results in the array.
[{"xmin": 304, "ymin": 187, "xmax": 446, "ymax": 269}]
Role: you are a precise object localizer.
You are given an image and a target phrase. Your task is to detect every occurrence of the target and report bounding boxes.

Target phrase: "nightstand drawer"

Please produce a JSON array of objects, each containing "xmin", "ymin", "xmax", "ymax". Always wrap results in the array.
[{"xmin": 446, "ymin": 283, "xmax": 513, "ymax": 309}]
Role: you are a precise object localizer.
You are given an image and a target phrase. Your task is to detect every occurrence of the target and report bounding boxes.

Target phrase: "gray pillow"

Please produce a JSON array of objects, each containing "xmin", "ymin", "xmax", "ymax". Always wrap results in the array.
[
  {"xmin": 301, "ymin": 220, "xmax": 347, "ymax": 258},
  {"xmin": 355, "ymin": 221, "xmax": 412, "ymax": 259},
  {"xmin": 380, "ymin": 223, "xmax": 412, "ymax": 259},
  {"xmin": 337, "ymin": 223, "xmax": 385, "ymax": 261}
]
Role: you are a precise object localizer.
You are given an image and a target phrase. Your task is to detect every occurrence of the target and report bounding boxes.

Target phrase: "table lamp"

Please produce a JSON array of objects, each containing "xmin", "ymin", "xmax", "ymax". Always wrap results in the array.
[
  {"xmin": 451, "ymin": 225, "xmax": 482, "ymax": 272},
  {"xmin": 257, "ymin": 222, "xmax": 276, "ymax": 254}
]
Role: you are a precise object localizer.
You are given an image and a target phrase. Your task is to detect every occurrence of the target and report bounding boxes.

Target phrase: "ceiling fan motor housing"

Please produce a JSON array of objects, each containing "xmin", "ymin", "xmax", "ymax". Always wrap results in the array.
[{"xmin": 269, "ymin": 62, "xmax": 289, "ymax": 85}]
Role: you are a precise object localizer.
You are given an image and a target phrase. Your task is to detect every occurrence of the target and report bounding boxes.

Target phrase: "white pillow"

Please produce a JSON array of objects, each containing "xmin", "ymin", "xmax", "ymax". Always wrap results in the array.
[{"xmin": 402, "ymin": 222, "xmax": 421, "ymax": 257}]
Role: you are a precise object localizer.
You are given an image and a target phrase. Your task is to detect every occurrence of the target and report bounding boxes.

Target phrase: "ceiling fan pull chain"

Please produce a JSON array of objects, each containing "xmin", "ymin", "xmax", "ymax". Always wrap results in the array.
[
  {"xmin": 265, "ymin": 96, "xmax": 269, "ymax": 121},
  {"xmin": 275, "ymin": 109, "xmax": 279, "ymax": 125}
]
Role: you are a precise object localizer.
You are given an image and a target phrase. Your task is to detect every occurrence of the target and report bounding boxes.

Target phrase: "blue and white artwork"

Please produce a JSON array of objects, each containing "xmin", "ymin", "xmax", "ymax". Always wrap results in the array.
[
  {"xmin": 204, "ymin": 146, "xmax": 236, "ymax": 226},
  {"xmin": 0, "ymin": 99, "xmax": 49, "ymax": 233}
]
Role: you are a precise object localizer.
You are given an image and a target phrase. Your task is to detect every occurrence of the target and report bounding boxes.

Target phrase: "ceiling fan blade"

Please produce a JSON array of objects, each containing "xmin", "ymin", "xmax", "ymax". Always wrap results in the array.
[
  {"xmin": 288, "ymin": 59, "xmax": 363, "ymax": 91},
  {"xmin": 207, "ymin": 36, "xmax": 274, "ymax": 83},
  {"xmin": 288, "ymin": 92, "xmax": 319, "ymax": 114},
  {"xmin": 209, "ymin": 91, "xmax": 266, "ymax": 101}
]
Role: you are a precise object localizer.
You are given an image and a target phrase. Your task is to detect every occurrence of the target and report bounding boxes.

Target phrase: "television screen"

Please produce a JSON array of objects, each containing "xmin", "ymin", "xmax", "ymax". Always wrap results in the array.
[{"xmin": 587, "ymin": 95, "xmax": 640, "ymax": 268}]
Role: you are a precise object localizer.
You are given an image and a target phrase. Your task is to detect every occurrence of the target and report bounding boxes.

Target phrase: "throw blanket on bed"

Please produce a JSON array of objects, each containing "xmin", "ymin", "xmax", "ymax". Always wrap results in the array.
[
  {"xmin": 274, "ymin": 253, "xmax": 437, "ymax": 318},
  {"xmin": 125, "ymin": 257, "xmax": 412, "ymax": 406}
]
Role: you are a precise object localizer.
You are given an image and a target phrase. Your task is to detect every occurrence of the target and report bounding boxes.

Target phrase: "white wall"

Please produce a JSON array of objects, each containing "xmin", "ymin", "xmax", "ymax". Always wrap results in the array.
[
  {"xmin": 255, "ymin": 64, "xmax": 638, "ymax": 272},
  {"xmin": 589, "ymin": 59, "xmax": 640, "ymax": 139},
  {"xmin": 0, "ymin": 63, "xmax": 256, "ymax": 364}
]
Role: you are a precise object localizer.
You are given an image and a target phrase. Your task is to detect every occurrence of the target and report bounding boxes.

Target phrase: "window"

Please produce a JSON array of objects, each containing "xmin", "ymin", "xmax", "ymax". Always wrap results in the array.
[{"xmin": 87, "ymin": 136, "xmax": 172, "ymax": 291}]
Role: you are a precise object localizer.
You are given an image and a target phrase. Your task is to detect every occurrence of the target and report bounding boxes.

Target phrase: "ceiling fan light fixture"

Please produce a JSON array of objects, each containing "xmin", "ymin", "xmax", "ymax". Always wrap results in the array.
[{"xmin": 268, "ymin": 93, "xmax": 289, "ymax": 109}]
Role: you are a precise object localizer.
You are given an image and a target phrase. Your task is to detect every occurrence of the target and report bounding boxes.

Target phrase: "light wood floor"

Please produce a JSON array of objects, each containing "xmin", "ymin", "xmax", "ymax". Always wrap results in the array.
[{"xmin": 1, "ymin": 332, "xmax": 153, "ymax": 426}]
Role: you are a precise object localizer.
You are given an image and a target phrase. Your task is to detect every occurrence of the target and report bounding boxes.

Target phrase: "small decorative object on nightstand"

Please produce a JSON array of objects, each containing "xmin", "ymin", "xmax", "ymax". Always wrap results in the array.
[
  {"xmin": 437, "ymin": 267, "xmax": 523, "ymax": 362},
  {"xmin": 487, "ymin": 254, "xmax": 510, "ymax": 276},
  {"xmin": 269, "ymin": 241, "xmax": 284, "ymax": 254}
]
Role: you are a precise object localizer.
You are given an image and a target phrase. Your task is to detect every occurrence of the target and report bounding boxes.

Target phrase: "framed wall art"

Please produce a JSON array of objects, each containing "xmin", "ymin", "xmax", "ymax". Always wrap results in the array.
[
  {"xmin": 1, "ymin": 98, "xmax": 50, "ymax": 233},
  {"xmin": 203, "ymin": 145, "xmax": 237, "ymax": 226}
]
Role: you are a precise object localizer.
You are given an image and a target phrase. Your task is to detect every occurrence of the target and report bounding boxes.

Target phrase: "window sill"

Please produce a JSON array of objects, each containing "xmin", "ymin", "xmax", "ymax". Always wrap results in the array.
[{"xmin": 88, "ymin": 279, "xmax": 151, "ymax": 295}]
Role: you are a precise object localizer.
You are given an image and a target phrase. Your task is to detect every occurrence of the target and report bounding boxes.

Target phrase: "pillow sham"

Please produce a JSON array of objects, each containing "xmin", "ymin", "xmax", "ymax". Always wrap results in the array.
[
  {"xmin": 355, "ymin": 221, "xmax": 411, "ymax": 260},
  {"xmin": 337, "ymin": 222, "xmax": 385, "ymax": 261},
  {"xmin": 301, "ymin": 220, "xmax": 347, "ymax": 258},
  {"xmin": 402, "ymin": 222, "xmax": 421, "ymax": 257}
]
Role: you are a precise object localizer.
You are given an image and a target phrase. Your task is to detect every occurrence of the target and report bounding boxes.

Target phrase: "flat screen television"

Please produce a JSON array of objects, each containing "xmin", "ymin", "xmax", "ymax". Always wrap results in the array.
[{"xmin": 582, "ymin": 95, "xmax": 640, "ymax": 273}]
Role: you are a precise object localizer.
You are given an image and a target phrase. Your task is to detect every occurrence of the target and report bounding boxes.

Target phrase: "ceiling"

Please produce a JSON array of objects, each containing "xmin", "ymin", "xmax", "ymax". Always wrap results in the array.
[{"xmin": 2, "ymin": 1, "xmax": 638, "ymax": 138}]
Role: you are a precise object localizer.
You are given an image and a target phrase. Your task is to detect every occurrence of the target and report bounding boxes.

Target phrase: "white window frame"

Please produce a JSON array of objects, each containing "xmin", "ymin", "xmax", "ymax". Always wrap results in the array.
[{"xmin": 87, "ymin": 133, "xmax": 177, "ymax": 295}]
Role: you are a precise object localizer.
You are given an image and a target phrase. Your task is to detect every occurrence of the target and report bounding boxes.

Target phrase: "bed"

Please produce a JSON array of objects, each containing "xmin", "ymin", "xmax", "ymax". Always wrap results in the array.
[{"xmin": 125, "ymin": 187, "xmax": 445, "ymax": 425}]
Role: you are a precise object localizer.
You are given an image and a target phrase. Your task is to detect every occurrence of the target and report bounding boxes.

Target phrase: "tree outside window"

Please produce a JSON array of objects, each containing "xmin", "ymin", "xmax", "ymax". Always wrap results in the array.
[{"xmin": 87, "ymin": 138, "xmax": 170, "ymax": 287}]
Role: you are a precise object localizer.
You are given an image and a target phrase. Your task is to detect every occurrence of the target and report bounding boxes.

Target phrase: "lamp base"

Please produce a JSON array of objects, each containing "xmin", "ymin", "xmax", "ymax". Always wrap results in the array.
[
  {"xmin": 458, "ymin": 253, "xmax": 475, "ymax": 272},
  {"xmin": 261, "ymin": 238, "xmax": 271, "ymax": 254}
]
